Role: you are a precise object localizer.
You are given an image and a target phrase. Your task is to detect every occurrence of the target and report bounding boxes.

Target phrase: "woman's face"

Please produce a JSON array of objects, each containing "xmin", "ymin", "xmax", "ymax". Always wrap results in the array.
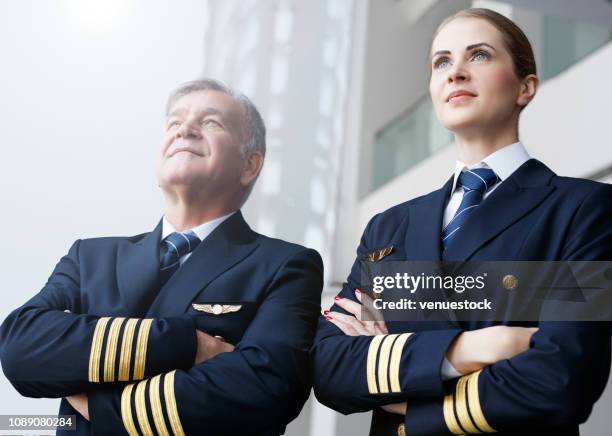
[{"xmin": 429, "ymin": 18, "xmax": 526, "ymax": 136}]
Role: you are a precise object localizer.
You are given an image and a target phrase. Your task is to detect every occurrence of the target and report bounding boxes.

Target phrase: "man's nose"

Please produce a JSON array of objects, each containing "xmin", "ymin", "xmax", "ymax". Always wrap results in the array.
[{"xmin": 176, "ymin": 120, "xmax": 201, "ymax": 139}]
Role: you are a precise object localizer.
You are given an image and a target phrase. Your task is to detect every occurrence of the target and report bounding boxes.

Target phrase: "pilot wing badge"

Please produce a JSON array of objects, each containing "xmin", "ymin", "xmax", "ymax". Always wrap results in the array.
[
  {"xmin": 192, "ymin": 304, "xmax": 243, "ymax": 315},
  {"xmin": 363, "ymin": 245, "xmax": 394, "ymax": 262}
]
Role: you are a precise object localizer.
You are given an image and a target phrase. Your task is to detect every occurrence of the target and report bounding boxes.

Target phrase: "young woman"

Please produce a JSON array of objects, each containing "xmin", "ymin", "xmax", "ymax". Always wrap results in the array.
[{"xmin": 311, "ymin": 8, "xmax": 612, "ymax": 436}]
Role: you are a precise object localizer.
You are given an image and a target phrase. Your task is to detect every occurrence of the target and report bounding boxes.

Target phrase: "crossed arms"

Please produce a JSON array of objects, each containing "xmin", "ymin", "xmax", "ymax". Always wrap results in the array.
[
  {"xmin": 311, "ymin": 185, "xmax": 612, "ymax": 435},
  {"xmin": 0, "ymin": 239, "xmax": 324, "ymax": 435}
]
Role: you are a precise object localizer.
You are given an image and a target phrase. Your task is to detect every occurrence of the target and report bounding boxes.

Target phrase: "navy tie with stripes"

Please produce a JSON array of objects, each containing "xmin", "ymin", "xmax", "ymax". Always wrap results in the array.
[
  {"xmin": 159, "ymin": 231, "xmax": 201, "ymax": 286},
  {"xmin": 442, "ymin": 168, "xmax": 499, "ymax": 250}
]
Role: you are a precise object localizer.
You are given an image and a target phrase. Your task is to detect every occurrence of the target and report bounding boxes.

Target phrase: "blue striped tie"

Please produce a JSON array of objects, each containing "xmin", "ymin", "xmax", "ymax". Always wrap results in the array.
[
  {"xmin": 442, "ymin": 168, "xmax": 499, "ymax": 250},
  {"xmin": 159, "ymin": 231, "xmax": 201, "ymax": 286}
]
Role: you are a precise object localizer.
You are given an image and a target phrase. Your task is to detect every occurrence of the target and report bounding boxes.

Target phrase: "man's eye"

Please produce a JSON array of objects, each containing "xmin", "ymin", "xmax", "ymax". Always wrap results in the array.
[{"xmin": 203, "ymin": 119, "xmax": 221, "ymax": 127}]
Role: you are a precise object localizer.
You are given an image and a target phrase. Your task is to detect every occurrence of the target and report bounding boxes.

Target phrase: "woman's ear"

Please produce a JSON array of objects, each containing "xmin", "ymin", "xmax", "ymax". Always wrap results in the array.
[
  {"xmin": 517, "ymin": 74, "xmax": 539, "ymax": 108},
  {"xmin": 240, "ymin": 152, "xmax": 264, "ymax": 188}
]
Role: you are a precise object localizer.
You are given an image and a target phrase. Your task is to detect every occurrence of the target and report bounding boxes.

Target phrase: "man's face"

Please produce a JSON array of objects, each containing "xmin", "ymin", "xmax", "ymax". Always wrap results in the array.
[{"xmin": 155, "ymin": 90, "xmax": 247, "ymax": 197}]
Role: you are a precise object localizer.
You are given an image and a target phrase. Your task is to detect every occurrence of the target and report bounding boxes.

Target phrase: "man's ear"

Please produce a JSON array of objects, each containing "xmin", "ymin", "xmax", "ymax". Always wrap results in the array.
[
  {"xmin": 517, "ymin": 74, "xmax": 539, "ymax": 108},
  {"xmin": 240, "ymin": 152, "xmax": 264, "ymax": 188}
]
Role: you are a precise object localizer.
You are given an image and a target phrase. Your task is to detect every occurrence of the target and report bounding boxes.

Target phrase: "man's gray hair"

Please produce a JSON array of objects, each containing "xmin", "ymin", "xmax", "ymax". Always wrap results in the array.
[{"xmin": 166, "ymin": 78, "xmax": 266, "ymax": 158}]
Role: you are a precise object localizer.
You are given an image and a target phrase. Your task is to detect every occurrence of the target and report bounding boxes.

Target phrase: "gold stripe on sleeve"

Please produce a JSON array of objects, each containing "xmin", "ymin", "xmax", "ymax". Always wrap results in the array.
[
  {"xmin": 149, "ymin": 374, "xmax": 170, "ymax": 436},
  {"xmin": 133, "ymin": 318, "xmax": 153, "ymax": 380},
  {"xmin": 377, "ymin": 334, "xmax": 399, "ymax": 394},
  {"xmin": 467, "ymin": 370, "xmax": 496, "ymax": 433},
  {"xmin": 103, "ymin": 317, "xmax": 126, "ymax": 382},
  {"xmin": 118, "ymin": 318, "xmax": 139, "ymax": 381},
  {"xmin": 443, "ymin": 393, "xmax": 466, "ymax": 435},
  {"xmin": 135, "ymin": 379, "xmax": 154, "ymax": 436},
  {"xmin": 121, "ymin": 383, "xmax": 139, "ymax": 436},
  {"xmin": 388, "ymin": 333, "xmax": 413, "ymax": 393},
  {"xmin": 455, "ymin": 375, "xmax": 481, "ymax": 434},
  {"xmin": 164, "ymin": 370, "xmax": 186, "ymax": 436},
  {"xmin": 88, "ymin": 317, "xmax": 111, "ymax": 382},
  {"xmin": 366, "ymin": 335, "xmax": 386, "ymax": 394}
]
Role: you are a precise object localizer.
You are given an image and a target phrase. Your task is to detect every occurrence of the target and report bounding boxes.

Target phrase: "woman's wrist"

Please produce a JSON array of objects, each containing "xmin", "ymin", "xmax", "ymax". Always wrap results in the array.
[{"xmin": 446, "ymin": 330, "xmax": 491, "ymax": 374}]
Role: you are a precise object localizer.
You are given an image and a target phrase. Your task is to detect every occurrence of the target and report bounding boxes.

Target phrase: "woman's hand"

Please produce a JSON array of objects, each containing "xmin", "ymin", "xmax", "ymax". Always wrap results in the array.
[
  {"xmin": 447, "ymin": 325, "xmax": 539, "ymax": 374},
  {"xmin": 325, "ymin": 289, "xmax": 388, "ymax": 336}
]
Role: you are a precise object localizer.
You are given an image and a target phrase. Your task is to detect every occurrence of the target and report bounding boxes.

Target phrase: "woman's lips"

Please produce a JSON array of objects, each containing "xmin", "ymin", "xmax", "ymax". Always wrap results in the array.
[{"xmin": 446, "ymin": 90, "xmax": 477, "ymax": 103}]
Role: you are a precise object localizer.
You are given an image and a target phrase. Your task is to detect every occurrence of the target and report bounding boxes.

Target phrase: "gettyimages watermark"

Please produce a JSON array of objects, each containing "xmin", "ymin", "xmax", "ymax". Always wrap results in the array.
[{"xmin": 359, "ymin": 261, "xmax": 612, "ymax": 322}]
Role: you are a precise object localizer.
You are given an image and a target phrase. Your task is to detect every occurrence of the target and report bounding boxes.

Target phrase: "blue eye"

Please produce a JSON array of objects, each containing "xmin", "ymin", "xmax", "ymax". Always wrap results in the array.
[
  {"xmin": 472, "ymin": 51, "xmax": 489, "ymax": 62},
  {"xmin": 434, "ymin": 58, "xmax": 450, "ymax": 70}
]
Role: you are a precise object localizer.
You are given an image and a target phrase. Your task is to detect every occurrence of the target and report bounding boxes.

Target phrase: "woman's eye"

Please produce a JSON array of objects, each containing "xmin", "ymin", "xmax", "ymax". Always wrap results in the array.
[
  {"xmin": 472, "ymin": 51, "xmax": 489, "ymax": 62},
  {"xmin": 434, "ymin": 58, "xmax": 450, "ymax": 70},
  {"xmin": 167, "ymin": 121, "xmax": 181, "ymax": 129}
]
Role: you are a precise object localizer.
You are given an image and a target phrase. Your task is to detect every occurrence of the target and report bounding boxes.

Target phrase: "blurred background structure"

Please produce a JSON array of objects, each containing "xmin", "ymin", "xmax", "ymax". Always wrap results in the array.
[{"xmin": 0, "ymin": 0, "xmax": 611, "ymax": 435}]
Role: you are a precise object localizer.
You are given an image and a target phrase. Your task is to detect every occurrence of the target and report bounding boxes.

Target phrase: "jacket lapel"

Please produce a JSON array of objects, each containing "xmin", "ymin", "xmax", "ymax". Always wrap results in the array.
[
  {"xmin": 116, "ymin": 220, "xmax": 163, "ymax": 317},
  {"xmin": 146, "ymin": 211, "xmax": 259, "ymax": 317},
  {"xmin": 443, "ymin": 159, "xmax": 556, "ymax": 261},
  {"xmin": 404, "ymin": 175, "xmax": 454, "ymax": 261}
]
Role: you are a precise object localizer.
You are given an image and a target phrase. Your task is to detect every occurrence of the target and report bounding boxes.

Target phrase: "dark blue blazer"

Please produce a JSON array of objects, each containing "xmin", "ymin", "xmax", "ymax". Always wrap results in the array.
[
  {"xmin": 0, "ymin": 211, "xmax": 323, "ymax": 435},
  {"xmin": 311, "ymin": 159, "xmax": 612, "ymax": 436}
]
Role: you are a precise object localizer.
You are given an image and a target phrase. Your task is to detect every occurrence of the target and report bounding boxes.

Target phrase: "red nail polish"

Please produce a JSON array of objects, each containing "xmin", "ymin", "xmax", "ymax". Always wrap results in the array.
[
  {"xmin": 355, "ymin": 289, "xmax": 361, "ymax": 294},
  {"xmin": 325, "ymin": 316, "xmax": 333, "ymax": 320},
  {"xmin": 323, "ymin": 310, "xmax": 330, "ymax": 315},
  {"xmin": 334, "ymin": 296, "xmax": 343, "ymax": 300}
]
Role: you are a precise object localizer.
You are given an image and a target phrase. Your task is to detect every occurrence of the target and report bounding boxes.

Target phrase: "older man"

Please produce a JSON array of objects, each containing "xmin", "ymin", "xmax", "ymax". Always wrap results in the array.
[{"xmin": 0, "ymin": 79, "xmax": 323, "ymax": 435}]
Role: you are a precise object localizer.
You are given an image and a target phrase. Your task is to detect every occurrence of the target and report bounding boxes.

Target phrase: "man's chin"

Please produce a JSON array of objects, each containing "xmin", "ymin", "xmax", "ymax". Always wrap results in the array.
[{"xmin": 158, "ymin": 173, "xmax": 206, "ymax": 190}]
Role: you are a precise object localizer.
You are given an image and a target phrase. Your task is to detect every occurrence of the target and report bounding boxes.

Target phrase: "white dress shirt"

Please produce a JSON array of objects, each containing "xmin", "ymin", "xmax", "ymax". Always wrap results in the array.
[
  {"xmin": 443, "ymin": 141, "xmax": 531, "ymax": 229},
  {"xmin": 440, "ymin": 142, "xmax": 531, "ymax": 380},
  {"xmin": 161, "ymin": 211, "xmax": 236, "ymax": 265}
]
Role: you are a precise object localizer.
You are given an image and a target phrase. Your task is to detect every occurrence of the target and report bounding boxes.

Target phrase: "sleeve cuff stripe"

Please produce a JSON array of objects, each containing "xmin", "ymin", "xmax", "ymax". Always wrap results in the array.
[
  {"xmin": 103, "ymin": 317, "xmax": 126, "ymax": 382},
  {"xmin": 164, "ymin": 370, "xmax": 185, "ymax": 436},
  {"xmin": 377, "ymin": 334, "xmax": 399, "ymax": 394},
  {"xmin": 118, "ymin": 319, "xmax": 139, "ymax": 381},
  {"xmin": 366, "ymin": 335, "xmax": 386, "ymax": 394},
  {"xmin": 467, "ymin": 370, "xmax": 496, "ymax": 433},
  {"xmin": 121, "ymin": 384, "xmax": 139, "ymax": 436},
  {"xmin": 134, "ymin": 319, "xmax": 153, "ymax": 380},
  {"xmin": 135, "ymin": 379, "xmax": 154, "ymax": 435},
  {"xmin": 389, "ymin": 333, "xmax": 413, "ymax": 393},
  {"xmin": 150, "ymin": 374, "xmax": 171, "ymax": 436},
  {"xmin": 443, "ymin": 393, "xmax": 466, "ymax": 435},
  {"xmin": 88, "ymin": 317, "xmax": 111, "ymax": 382},
  {"xmin": 455, "ymin": 375, "xmax": 481, "ymax": 434}
]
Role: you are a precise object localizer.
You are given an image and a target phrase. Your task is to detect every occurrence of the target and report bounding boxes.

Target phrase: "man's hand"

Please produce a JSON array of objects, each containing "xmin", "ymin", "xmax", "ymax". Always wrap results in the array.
[
  {"xmin": 195, "ymin": 330, "xmax": 234, "ymax": 364},
  {"xmin": 325, "ymin": 289, "xmax": 388, "ymax": 336},
  {"xmin": 65, "ymin": 392, "xmax": 89, "ymax": 421},
  {"xmin": 447, "ymin": 325, "xmax": 539, "ymax": 374},
  {"xmin": 381, "ymin": 402, "xmax": 407, "ymax": 415}
]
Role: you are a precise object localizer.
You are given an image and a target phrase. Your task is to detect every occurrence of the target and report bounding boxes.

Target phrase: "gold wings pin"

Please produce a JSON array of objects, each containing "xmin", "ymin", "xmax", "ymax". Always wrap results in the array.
[
  {"xmin": 363, "ymin": 245, "xmax": 394, "ymax": 262},
  {"xmin": 192, "ymin": 304, "xmax": 242, "ymax": 315}
]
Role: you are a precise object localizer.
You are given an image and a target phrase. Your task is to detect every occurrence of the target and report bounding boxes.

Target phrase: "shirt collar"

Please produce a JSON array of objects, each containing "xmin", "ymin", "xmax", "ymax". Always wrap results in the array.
[
  {"xmin": 451, "ymin": 141, "xmax": 531, "ymax": 194},
  {"xmin": 161, "ymin": 211, "xmax": 236, "ymax": 242}
]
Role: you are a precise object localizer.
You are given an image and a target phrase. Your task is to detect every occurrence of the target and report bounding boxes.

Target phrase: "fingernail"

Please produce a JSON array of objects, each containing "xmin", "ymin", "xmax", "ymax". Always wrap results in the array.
[
  {"xmin": 355, "ymin": 289, "xmax": 361, "ymax": 294},
  {"xmin": 334, "ymin": 296, "xmax": 343, "ymax": 300},
  {"xmin": 323, "ymin": 310, "xmax": 330, "ymax": 315},
  {"xmin": 325, "ymin": 316, "xmax": 333, "ymax": 320}
]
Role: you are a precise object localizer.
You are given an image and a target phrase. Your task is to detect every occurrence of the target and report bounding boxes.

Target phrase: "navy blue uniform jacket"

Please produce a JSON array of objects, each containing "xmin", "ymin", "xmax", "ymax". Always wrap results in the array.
[
  {"xmin": 0, "ymin": 211, "xmax": 323, "ymax": 435},
  {"xmin": 311, "ymin": 159, "xmax": 612, "ymax": 435}
]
